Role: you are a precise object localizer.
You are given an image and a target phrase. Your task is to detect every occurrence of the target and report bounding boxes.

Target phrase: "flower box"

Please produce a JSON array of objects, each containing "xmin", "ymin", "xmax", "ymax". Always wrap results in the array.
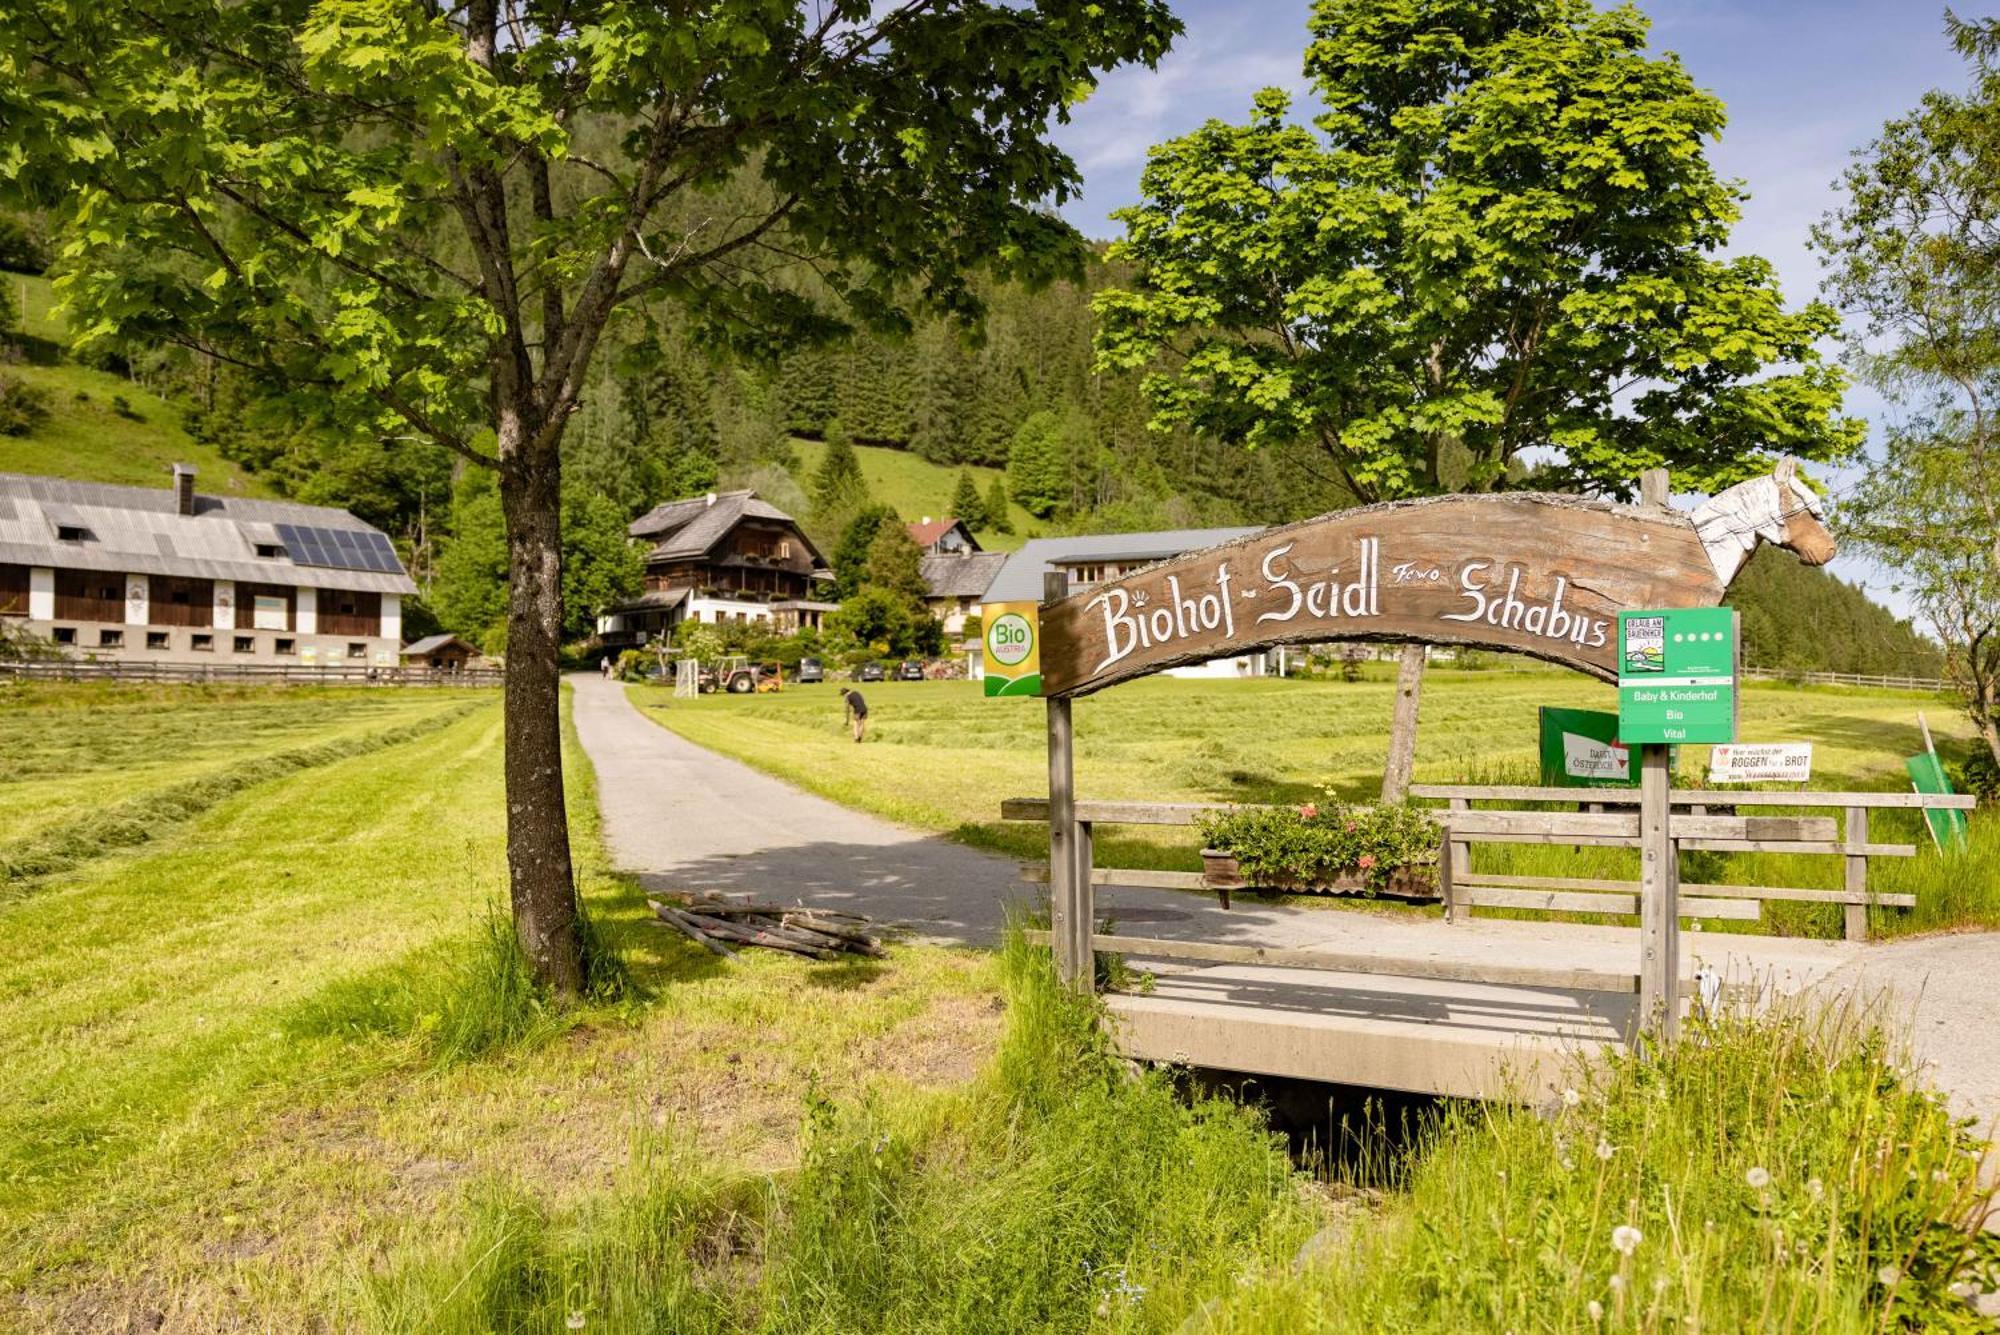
[{"xmin": 1199, "ymin": 850, "xmax": 1437, "ymax": 909}]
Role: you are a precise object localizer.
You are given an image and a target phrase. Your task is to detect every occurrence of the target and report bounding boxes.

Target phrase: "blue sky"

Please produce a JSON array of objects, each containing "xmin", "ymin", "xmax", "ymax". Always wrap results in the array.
[{"xmin": 1048, "ymin": 1, "xmax": 1974, "ymax": 621}]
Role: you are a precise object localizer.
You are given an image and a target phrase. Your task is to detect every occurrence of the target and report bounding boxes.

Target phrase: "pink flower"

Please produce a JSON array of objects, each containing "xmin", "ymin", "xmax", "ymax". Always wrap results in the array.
[
  {"xmin": 1298, "ymin": 803, "xmax": 1318, "ymax": 819},
  {"xmin": 1344, "ymin": 821, "xmax": 1358, "ymax": 833},
  {"xmin": 1357, "ymin": 854, "xmax": 1377, "ymax": 869}
]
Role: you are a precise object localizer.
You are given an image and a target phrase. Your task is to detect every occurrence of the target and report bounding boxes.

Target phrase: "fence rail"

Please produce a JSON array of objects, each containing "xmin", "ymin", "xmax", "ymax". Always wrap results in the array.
[
  {"xmin": 0, "ymin": 659, "xmax": 503, "ymax": 687},
  {"xmin": 1741, "ymin": 666, "xmax": 1948, "ymax": 692}
]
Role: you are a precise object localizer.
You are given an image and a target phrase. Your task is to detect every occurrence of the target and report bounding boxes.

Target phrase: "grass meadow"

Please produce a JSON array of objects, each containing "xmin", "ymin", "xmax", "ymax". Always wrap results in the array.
[
  {"xmin": 632, "ymin": 666, "xmax": 1999, "ymax": 939},
  {"xmin": 2, "ymin": 680, "xmax": 1992, "ymax": 1331},
  {"xmin": 788, "ymin": 437, "xmax": 1038, "ymax": 550}
]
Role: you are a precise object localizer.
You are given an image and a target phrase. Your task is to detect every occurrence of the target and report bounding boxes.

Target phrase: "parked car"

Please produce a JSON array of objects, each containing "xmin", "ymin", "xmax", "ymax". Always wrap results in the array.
[
  {"xmin": 856, "ymin": 661, "xmax": 886, "ymax": 683},
  {"xmin": 896, "ymin": 659, "xmax": 925, "ymax": 681},
  {"xmin": 796, "ymin": 657, "xmax": 825, "ymax": 683}
]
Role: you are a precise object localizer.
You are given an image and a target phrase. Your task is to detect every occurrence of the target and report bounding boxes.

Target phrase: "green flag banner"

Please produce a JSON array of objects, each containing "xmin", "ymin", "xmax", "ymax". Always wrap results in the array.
[{"xmin": 1905, "ymin": 752, "xmax": 1970, "ymax": 851}]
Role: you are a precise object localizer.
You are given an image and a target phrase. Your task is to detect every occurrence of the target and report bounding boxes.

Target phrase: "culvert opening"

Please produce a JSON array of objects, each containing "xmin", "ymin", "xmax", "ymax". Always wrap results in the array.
[{"xmin": 1176, "ymin": 1067, "xmax": 1460, "ymax": 1186}]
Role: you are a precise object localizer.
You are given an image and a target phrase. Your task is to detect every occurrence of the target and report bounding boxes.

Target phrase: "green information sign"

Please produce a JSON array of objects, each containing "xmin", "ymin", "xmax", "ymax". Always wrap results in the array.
[
  {"xmin": 1616, "ymin": 607, "xmax": 1738, "ymax": 745},
  {"xmin": 1538, "ymin": 707, "xmax": 1636, "ymax": 788}
]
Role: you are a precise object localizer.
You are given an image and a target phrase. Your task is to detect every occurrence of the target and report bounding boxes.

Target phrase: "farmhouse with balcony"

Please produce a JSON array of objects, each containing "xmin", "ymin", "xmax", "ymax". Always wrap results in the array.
[
  {"xmin": 906, "ymin": 516, "xmax": 1006, "ymax": 635},
  {"xmin": 596, "ymin": 490, "xmax": 836, "ymax": 649},
  {"xmin": 0, "ymin": 467, "xmax": 414, "ymax": 666}
]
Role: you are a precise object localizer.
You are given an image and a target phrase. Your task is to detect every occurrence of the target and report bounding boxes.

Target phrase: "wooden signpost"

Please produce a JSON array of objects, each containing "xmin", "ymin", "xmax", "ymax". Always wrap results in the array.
[
  {"xmin": 1037, "ymin": 493, "xmax": 1725, "ymax": 697},
  {"xmin": 1020, "ymin": 466, "xmax": 1832, "ymax": 1037}
]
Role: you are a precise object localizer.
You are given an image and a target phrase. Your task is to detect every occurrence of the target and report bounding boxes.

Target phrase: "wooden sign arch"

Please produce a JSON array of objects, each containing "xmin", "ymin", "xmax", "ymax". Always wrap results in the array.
[{"xmin": 1038, "ymin": 492, "xmax": 1748, "ymax": 697}]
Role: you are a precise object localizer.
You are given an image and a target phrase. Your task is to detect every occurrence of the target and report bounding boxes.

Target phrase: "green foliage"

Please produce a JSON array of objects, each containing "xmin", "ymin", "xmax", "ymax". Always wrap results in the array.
[
  {"xmin": 0, "ymin": 212, "xmax": 50, "ymax": 274},
  {"xmin": 428, "ymin": 470, "xmax": 510, "ymax": 652},
  {"xmin": 0, "ymin": 371, "xmax": 50, "ymax": 436},
  {"xmin": 830, "ymin": 502, "xmax": 901, "ymax": 601},
  {"xmin": 560, "ymin": 487, "xmax": 644, "ymax": 643},
  {"xmin": 1817, "ymin": 18, "xmax": 2000, "ymax": 763},
  {"xmin": 948, "ymin": 468, "xmax": 987, "ymax": 530},
  {"xmin": 983, "ymin": 474, "xmax": 1014, "ymax": 535},
  {"xmin": 1197, "ymin": 798, "xmax": 1440, "ymax": 892},
  {"xmin": 809, "ymin": 418, "xmax": 870, "ymax": 538},
  {"xmin": 861, "ymin": 523, "xmax": 930, "ymax": 605},
  {"xmin": 1005, "ymin": 408, "xmax": 1072, "ymax": 518},
  {"xmin": 824, "ymin": 586, "xmax": 939, "ymax": 661},
  {"xmin": 1097, "ymin": 0, "xmax": 1863, "ymax": 502},
  {"xmin": 1732, "ymin": 546, "xmax": 1940, "ymax": 678}
]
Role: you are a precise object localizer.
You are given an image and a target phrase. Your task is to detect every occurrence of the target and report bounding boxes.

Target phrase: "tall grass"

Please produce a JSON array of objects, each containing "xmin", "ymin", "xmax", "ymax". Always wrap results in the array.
[
  {"xmin": 359, "ymin": 937, "xmax": 1997, "ymax": 1333},
  {"xmin": 1216, "ymin": 1003, "xmax": 1999, "ymax": 1332},
  {"xmin": 360, "ymin": 929, "xmax": 1313, "ymax": 1331}
]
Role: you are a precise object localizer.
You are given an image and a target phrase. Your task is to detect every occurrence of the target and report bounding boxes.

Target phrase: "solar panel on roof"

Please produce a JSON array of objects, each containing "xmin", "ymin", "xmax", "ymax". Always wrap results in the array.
[{"xmin": 274, "ymin": 523, "xmax": 401, "ymax": 574}]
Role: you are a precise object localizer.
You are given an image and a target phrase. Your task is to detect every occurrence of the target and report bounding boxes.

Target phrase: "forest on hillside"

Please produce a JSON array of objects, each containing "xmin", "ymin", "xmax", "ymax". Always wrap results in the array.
[{"xmin": 0, "ymin": 206, "xmax": 1940, "ymax": 676}]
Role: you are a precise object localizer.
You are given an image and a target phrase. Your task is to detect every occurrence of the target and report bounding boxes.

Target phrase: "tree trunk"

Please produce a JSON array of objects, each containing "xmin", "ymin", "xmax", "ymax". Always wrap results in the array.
[
  {"xmin": 498, "ymin": 431, "xmax": 585, "ymax": 997},
  {"xmin": 1381, "ymin": 642, "xmax": 1426, "ymax": 804}
]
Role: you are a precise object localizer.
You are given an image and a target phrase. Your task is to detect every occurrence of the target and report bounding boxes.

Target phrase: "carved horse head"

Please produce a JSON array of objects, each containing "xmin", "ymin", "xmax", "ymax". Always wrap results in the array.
[{"xmin": 1686, "ymin": 459, "xmax": 1837, "ymax": 587}]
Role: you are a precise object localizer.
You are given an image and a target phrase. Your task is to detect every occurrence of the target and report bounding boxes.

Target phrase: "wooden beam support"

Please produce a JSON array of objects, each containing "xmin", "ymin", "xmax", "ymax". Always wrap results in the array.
[
  {"xmin": 1844, "ymin": 805, "xmax": 1870, "ymax": 943},
  {"xmin": 1638, "ymin": 743, "xmax": 1680, "ymax": 1042}
]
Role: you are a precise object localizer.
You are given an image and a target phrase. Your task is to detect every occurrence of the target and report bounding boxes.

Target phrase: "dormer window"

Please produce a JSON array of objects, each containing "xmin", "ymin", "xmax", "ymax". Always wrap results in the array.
[
  {"xmin": 255, "ymin": 543, "xmax": 285, "ymax": 559},
  {"xmin": 57, "ymin": 525, "xmax": 89, "ymax": 542}
]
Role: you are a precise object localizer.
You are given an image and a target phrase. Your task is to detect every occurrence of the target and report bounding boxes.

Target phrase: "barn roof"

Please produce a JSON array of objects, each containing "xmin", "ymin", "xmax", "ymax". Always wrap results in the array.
[
  {"xmin": 907, "ymin": 517, "xmax": 978, "ymax": 551},
  {"xmin": 627, "ymin": 489, "xmax": 826, "ymax": 567},
  {"xmin": 920, "ymin": 551, "xmax": 1008, "ymax": 600},
  {"xmin": 401, "ymin": 633, "xmax": 478, "ymax": 657},
  {"xmin": 980, "ymin": 527, "xmax": 1265, "ymax": 604},
  {"xmin": 0, "ymin": 471, "xmax": 416, "ymax": 595}
]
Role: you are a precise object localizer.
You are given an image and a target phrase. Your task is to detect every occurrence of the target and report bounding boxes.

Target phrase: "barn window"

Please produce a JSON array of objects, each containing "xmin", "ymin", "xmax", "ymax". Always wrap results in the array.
[
  {"xmin": 98, "ymin": 628, "xmax": 123, "ymax": 647},
  {"xmin": 53, "ymin": 627, "xmax": 76, "ymax": 644},
  {"xmin": 347, "ymin": 642, "xmax": 366, "ymax": 659},
  {"xmin": 274, "ymin": 637, "xmax": 295, "ymax": 655},
  {"xmin": 192, "ymin": 633, "xmax": 214, "ymax": 652},
  {"xmin": 233, "ymin": 636, "xmax": 254, "ymax": 653},
  {"xmin": 145, "ymin": 631, "xmax": 168, "ymax": 650}
]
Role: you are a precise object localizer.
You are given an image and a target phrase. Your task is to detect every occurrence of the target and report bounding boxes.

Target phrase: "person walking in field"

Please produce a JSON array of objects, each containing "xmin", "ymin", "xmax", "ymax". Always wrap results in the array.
[{"xmin": 839, "ymin": 685, "xmax": 869, "ymax": 743}]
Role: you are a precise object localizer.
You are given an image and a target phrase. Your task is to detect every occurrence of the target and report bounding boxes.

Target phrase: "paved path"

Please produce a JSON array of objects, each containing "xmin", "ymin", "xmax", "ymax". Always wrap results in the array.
[{"xmin": 568, "ymin": 674, "xmax": 1996, "ymax": 1138}]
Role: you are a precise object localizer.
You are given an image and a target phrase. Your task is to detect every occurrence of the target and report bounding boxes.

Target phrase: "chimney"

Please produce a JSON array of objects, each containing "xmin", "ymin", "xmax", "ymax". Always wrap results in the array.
[{"xmin": 171, "ymin": 463, "xmax": 197, "ymax": 516}]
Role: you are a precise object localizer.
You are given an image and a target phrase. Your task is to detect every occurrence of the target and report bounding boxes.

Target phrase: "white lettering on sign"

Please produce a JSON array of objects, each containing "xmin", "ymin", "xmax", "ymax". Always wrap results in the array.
[
  {"xmin": 1085, "ymin": 538, "xmax": 1617, "ymax": 675},
  {"xmin": 1439, "ymin": 563, "xmax": 1609, "ymax": 649},
  {"xmin": 1709, "ymin": 743, "xmax": 1813, "ymax": 785}
]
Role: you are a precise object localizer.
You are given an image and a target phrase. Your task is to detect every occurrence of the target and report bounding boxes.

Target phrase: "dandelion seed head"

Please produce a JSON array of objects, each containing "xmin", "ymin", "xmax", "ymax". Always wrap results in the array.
[
  {"xmin": 1878, "ymin": 1265, "xmax": 1900, "ymax": 1286},
  {"xmin": 1587, "ymin": 1299, "xmax": 1604, "ymax": 1322},
  {"xmin": 1596, "ymin": 1139, "xmax": 1615, "ymax": 1162},
  {"xmin": 1806, "ymin": 1177, "xmax": 1824, "ymax": 1200},
  {"xmin": 1745, "ymin": 1166, "xmax": 1771, "ymax": 1190},
  {"xmin": 1610, "ymin": 1224, "xmax": 1643, "ymax": 1256},
  {"xmin": 1562, "ymin": 1088, "xmax": 1583, "ymax": 1108},
  {"xmin": 1610, "ymin": 1273, "xmax": 1628, "ymax": 1294},
  {"xmin": 566, "ymin": 1314, "xmax": 586, "ymax": 1332}
]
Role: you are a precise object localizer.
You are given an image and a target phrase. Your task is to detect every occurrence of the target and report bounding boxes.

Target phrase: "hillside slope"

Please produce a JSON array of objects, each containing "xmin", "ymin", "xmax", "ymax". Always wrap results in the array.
[
  {"xmin": 2, "ymin": 270, "xmax": 271, "ymax": 496},
  {"xmin": 788, "ymin": 437, "xmax": 1040, "ymax": 551}
]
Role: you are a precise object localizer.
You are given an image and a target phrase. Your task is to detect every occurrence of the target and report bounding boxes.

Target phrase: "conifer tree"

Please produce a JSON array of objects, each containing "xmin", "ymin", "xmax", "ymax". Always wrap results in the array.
[
  {"xmin": 950, "ymin": 469, "xmax": 988, "ymax": 530},
  {"xmin": 984, "ymin": 476, "xmax": 1015, "ymax": 535},
  {"xmin": 809, "ymin": 419, "xmax": 870, "ymax": 538}
]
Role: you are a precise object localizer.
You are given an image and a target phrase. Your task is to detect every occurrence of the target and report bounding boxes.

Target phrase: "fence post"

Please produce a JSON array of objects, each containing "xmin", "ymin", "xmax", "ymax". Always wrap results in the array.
[
  {"xmin": 1042, "ymin": 571, "xmax": 1087, "ymax": 991},
  {"xmin": 1844, "ymin": 805, "xmax": 1870, "ymax": 942},
  {"xmin": 1074, "ymin": 819, "xmax": 1095, "ymax": 985},
  {"xmin": 1443, "ymin": 796, "xmax": 1470, "ymax": 923},
  {"xmin": 1638, "ymin": 743, "xmax": 1680, "ymax": 1042}
]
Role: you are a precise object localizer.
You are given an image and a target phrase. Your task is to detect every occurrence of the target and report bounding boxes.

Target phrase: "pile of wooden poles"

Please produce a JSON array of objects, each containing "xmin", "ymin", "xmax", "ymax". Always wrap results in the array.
[{"xmin": 646, "ymin": 896, "xmax": 886, "ymax": 961}]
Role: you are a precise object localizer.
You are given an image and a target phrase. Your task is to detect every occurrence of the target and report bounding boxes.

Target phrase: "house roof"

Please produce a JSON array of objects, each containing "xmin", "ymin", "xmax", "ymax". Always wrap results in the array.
[
  {"xmin": 600, "ymin": 587, "xmax": 691, "ymax": 616},
  {"xmin": 920, "ymin": 550, "xmax": 1008, "ymax": 601},
  {"xmin": 627, "ymin": 489, "xmax": 827, "ymax": 567},
  {"xmin": 979, "ymin": 527, "xmax": 1266, "ymax": 604},
  {"xmin": 402, "ymin": 633, "xmax": 477, "ymax": 657},
  {"xmin": 907, "ymin": 517, "xmax": 978, "ymax": 551},
  {"xmin": 0, "ymin": 471, "xmax": 417, "ymax": 595}
]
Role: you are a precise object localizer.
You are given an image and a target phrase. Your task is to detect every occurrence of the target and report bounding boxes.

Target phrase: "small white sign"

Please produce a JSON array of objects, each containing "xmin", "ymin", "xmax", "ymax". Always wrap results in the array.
[
  {"xmin": 1563, "ymin": 731, "xmax": 1631, "ymax": 781},
  {"xmin": 1708, "ymin": 742, "xmax": 1812, "ymax": 785}
]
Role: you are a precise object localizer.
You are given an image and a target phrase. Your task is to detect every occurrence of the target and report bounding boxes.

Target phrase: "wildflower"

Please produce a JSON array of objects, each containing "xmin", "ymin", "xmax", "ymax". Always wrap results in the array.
[
  {"xmin": 1610, "ymin": 1225, "xmax": 1643, "ymax": 1256},
  {"xmin": 1357, "ymin": 854, "xmax": 1377, "ymax": 869},
  {"xmin": 1878, "ymin": 1264, "xmax": 1900, "ymax": 1287},
  {"xmin": 1299, "ymin": 803, "xmax": 1319, "ymax": 819},
  {"xmin": 1746, "ymin": 1166, "xmax": 1771, "ymax": 1190},
  {"xmin": 1587, "ymin": 1299, "xmax": 1604, "ymax": 1323},
  {"xmin": 1596, "ymin": 1139, "xmax": 1615, "ymax": 1162},
  {"xmin": 1562, "ymin": 1088, "xmax": 1583, "ymax": 1108},
  {"xmin": 1344, "ymin": 821, "xmax": 1357, "ymax": 832}
]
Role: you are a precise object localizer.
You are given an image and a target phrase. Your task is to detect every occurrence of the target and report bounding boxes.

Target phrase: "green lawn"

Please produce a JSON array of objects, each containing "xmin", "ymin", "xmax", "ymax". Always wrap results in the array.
[
  {"xmin": 5, "ymin": 271, "xmax": 61, "ymax": 345},
  {"xmin": 1, "ymin": 682, "xmax": 1987, "ymax": 1332},
  {"xmin": 631, "ymin": 668, "xmax": 1994, "ymax": 938},
  {"xmin": 789, "ymin": 437, "xmax": 1040, "ymax": 550},
  {"xmin": 0, "ymin": 686, "xmax": 999, "ymax": 1329}
]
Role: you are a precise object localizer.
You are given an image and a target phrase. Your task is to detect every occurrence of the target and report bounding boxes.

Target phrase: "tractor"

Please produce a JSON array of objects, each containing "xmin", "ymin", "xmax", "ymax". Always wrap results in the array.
[{"xmin": 701, "ymin": 655, "xmax": 781, "ymax": 694}]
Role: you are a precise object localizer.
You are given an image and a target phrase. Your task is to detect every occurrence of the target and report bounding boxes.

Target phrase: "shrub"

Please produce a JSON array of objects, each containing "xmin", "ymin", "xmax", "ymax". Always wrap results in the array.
[
  {"xmin": 1197, "ymin": 799, "xmax": 1439, "ymax": 891},
  {"xmin": 1952, "ymin": 747, "xmax": 2000, "ymax": 801},
  {"xmin": 0, "ymin": 214, "xmax": 49, "ymax": 274},
  {"xmin": 0, "ymin": 372, "xmax": 51, "ymax": 436}
]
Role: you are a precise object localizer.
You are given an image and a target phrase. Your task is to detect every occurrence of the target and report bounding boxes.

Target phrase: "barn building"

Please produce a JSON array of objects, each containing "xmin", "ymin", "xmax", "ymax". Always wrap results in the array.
[
  {"xmin": 596, "ymin": 490, "xmax": 836, "ymax": 649},
  {"xmin": 0, "ymin": 467, "xmax": 415, "ymax": 666}
]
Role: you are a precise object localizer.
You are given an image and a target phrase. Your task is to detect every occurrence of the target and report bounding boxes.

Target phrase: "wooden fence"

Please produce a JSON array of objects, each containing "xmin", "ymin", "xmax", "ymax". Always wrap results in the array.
[
  {"xmin": 1741, "ymin": 666, "xmax": 1949, "ymax": 692},
  {"xmin": 1002, "ymin": 781, "xmax": 1977, "ymax": 1011},
  {"xmin": 0, "ymin": 659, "xmax": 503, "ymax": 687}
]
